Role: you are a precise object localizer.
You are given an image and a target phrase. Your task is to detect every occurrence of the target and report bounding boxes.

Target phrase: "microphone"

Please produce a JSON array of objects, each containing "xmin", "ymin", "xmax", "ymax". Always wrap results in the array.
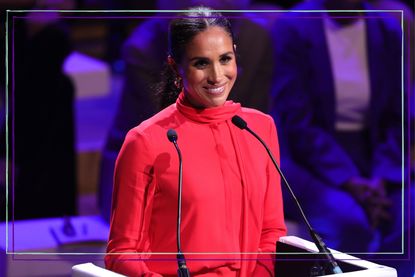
[
  {"xmin": 167, "ymin": 129, "xmax": 191, "ymax": 277},
  {"xmin": 231, "ymin": 115, "xmax": 343, "ymax": 275}
]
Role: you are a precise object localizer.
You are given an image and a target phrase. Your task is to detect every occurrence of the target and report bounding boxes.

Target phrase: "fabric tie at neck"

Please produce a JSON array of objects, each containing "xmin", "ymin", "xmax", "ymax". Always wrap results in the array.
[{"xmin": 175, "ymin": 91, "xmax": 241, "ymax": 124}]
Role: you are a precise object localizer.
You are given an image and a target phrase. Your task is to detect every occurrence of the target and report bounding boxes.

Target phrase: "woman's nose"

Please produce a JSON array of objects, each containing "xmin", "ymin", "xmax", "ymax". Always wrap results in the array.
[{"xmin": 207, "ymin": 63, "xmax": 223, "ymax": 84}]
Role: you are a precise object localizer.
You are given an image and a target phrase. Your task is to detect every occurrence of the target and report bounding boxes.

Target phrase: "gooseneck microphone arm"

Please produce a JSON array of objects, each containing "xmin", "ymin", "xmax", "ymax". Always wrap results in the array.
[
  {"xmin": 231, "ymin": 115, "xmax": 343, "ymax": 275},
  {"xmin": 167, "ymin": 129, "xmax": 191, "ymax": 277}
]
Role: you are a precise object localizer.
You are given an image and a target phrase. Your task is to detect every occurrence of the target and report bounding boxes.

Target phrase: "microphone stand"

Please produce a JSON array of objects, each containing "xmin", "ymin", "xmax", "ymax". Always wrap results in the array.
[
  {"xmin": 231, "ymin": 116, "xmax": 343, "ymax": 275},
  {"xmin": 167, "ymin": 129, "xmax": 191, "ymax": 277}
]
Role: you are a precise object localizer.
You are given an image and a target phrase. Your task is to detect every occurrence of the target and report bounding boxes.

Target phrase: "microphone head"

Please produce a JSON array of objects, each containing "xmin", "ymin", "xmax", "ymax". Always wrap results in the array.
[
  {"xmin": 167, "ymin": 129, "xmax": 178, "ymax": 142},
  {"xmin": 231, "ymin": 115, "xmax": 247, "ymax": 130}
]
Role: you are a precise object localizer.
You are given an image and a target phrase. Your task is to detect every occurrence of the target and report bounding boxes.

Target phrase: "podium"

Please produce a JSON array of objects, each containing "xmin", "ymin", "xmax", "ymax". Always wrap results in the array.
[
  {"xmin": 71, "ymin": 236, "xmax": 397, "ymax": 277},
  {"xmin": 276, "ymin": 236, "xmax": 397, "ymax": 276},
  {"xmin": 72, "ymin": 263, "xmax": 126, "ymax": 277}
]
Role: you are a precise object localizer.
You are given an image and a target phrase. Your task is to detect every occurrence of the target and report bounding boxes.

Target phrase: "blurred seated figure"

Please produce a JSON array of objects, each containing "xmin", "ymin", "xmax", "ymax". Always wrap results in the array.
[
  {"xmin": 368, "ymin": 0, "xmax": 415, "ymax": 186},
  {"xmin": 271, "ymin": 0, "xmax": 413, "ymax": 267},
  {"xmin": 98, "ymin": 0, "xmax": 276, "ymax": 222},
  {"xmin": 4, "ymin": 0, "xmax": 77, "ymax": 220}
]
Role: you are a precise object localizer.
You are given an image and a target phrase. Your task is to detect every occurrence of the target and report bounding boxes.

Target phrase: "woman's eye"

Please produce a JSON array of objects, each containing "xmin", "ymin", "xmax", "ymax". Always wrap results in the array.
[
  {"xmin": 194, "ymin": 60, "xmax": 208, "ymax": 68},
  {"xmin": 220, "ymin": 56, "xmax": 232, "ymax": 64}
]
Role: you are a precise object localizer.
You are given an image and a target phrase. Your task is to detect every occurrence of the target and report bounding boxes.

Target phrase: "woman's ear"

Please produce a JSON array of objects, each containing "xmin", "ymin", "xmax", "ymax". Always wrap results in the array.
[{"xmin": 167, "ymin": 55, "xmax": 180, "ymax": 75}]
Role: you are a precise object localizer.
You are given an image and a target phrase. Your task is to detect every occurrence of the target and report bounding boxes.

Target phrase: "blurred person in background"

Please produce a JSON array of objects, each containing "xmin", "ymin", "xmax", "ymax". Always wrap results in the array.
[
  {"xmin": 271, "ymin": 0, "xmax": 413, "ymax": 275},
  {"xmin": 2, "ymin": 0, "xmax": 77, "ymax": 220}
]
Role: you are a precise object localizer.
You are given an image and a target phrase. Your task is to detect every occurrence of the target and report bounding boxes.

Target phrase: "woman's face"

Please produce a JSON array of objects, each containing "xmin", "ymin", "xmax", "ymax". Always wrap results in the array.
[{"xmin": 178, "ymin": 26, "xmax": 237, "ymax": 109}]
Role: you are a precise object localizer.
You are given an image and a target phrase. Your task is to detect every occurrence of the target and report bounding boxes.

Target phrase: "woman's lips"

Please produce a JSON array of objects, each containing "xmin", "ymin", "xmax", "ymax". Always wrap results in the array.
[{"xmin": 204, "ymin": 85, "xmax": 226, "ymax": 95}]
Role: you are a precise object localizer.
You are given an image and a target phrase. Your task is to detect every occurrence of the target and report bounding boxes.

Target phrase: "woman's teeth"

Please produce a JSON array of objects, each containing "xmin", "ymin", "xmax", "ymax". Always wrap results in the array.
[{"xmin": 205, "ymin": 86, "xmax": 225, "ymax": 94}]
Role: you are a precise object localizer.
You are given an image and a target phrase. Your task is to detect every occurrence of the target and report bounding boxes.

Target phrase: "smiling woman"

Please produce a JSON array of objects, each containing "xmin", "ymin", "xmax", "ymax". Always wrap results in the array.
[
  {"xmin": 105, "ymin": 7, "xmax": 286, "ymax": 277},
  {"xmin": 178, "ymin": 26, "xmax": 237, "ymax": 108},
  {"xmin": 157, "ymin": 8, "xmax": 239, "ymax": 109}
]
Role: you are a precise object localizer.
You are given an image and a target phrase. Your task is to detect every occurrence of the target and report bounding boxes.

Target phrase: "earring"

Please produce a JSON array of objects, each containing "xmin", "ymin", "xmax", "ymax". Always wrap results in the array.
[
  {"xmin": 174, "ymin": 76, "xmax": 182, "ymax": 89},
  {"xmin": 167, "ymin": 55, "xmax": 175, "ymax": 66}
]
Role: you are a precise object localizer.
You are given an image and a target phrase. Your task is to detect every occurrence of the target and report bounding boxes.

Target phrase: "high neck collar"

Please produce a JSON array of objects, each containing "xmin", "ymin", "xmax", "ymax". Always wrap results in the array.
[{"xmin": 176, "ymin": 92, "xmax": 241, "ymax": 124}]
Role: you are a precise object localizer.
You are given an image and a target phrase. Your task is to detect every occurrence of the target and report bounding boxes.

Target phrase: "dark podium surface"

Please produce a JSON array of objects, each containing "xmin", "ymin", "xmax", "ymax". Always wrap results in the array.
[{"xmin": 275, "ymin": 236, "xmax": 397, "ymax": 277}]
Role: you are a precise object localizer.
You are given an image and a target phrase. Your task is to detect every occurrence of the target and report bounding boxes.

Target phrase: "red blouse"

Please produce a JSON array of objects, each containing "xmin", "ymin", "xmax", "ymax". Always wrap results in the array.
[{"xmin": 106, "ymin": 93, "xmax": 286, "ymax": 276}]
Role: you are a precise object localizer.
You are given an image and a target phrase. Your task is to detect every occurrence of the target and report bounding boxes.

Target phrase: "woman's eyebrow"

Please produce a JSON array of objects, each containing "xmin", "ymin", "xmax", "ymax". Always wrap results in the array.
[
  {"xmin": 189, "ymin": 51, "xmax": 234, "ymax": 62},
  {"xmin": 189, "ymin": 56, "xmax": 209, "ymax": 62},
  {"xmin": 220, "ymin": 51, "xmax": 234, "ymax": 57}
]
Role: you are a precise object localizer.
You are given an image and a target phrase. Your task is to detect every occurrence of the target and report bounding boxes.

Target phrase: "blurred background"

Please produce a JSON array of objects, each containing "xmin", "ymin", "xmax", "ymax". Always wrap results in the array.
[{"xmin": 0, "ymin": 0, "xmax": 413, "ymax": 276}]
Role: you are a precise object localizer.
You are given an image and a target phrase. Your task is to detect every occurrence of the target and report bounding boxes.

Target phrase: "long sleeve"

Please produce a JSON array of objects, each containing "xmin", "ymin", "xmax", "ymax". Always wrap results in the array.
[{"xmin": 105, "ymin": 129, "xmax": 161, "ymax": 277}]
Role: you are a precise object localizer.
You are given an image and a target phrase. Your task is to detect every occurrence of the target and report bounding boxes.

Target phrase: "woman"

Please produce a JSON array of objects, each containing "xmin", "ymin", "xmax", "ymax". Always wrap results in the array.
[{"xmin": 106, "ymin": 8, "xmax": 286, "ymax": 276}]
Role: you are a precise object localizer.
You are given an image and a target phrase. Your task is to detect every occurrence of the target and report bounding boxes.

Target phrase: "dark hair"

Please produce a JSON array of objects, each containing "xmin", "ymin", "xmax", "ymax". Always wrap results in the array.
[{"xmin": 157, "ymin": 7, "xmax": 235, "ymax": 109}]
